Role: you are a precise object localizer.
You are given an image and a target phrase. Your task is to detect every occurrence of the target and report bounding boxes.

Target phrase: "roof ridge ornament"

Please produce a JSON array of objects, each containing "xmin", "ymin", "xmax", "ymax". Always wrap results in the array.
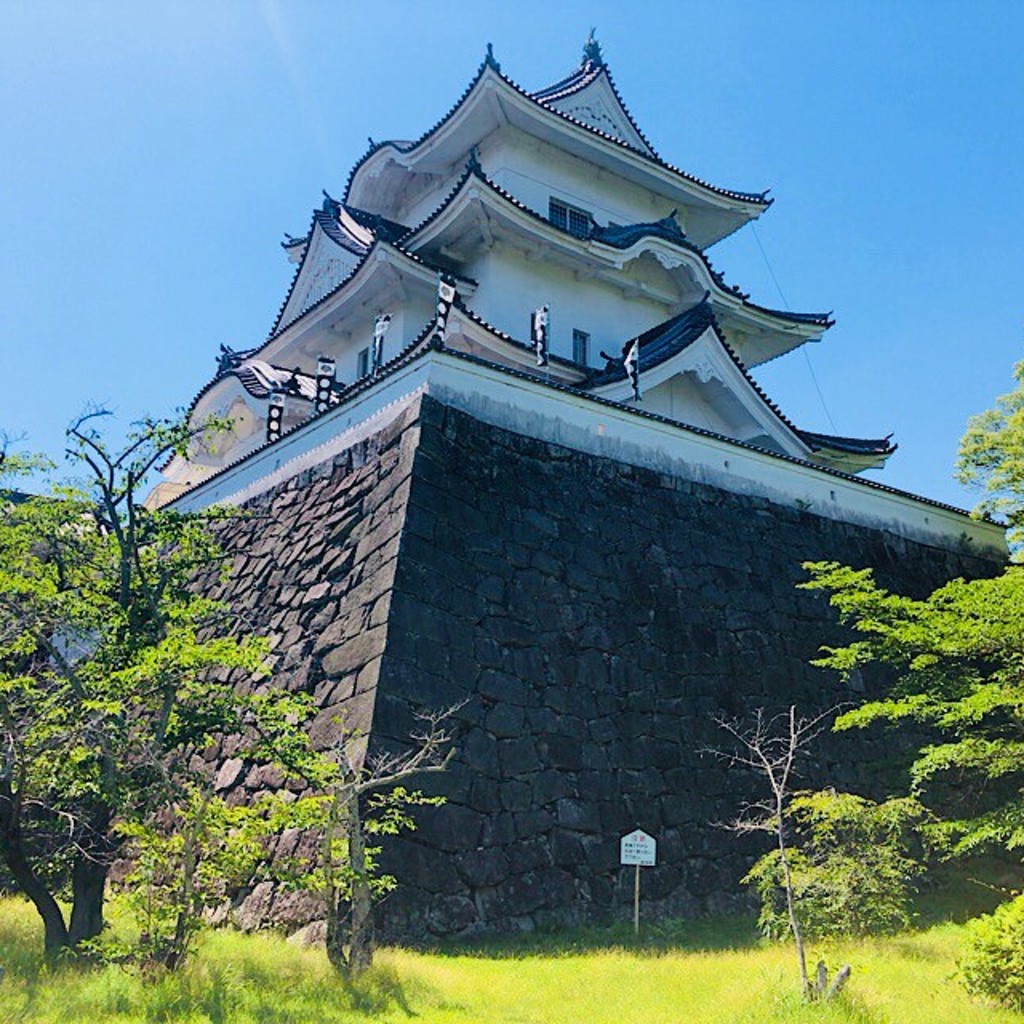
[
  {"xmin": 485, "ymin": 42, "xmax": 501, "ymax": 72},
  {"xmin": 216, "ymin": 343, "xmax": 249, "ymax": 377},
  {"xmin": 321, "ymin": 189, "xmax": 341, "ymax": 219},
  {"xmin": 466, "ymin": 146, "xmax": 483, "ymax": 175},
  {"xmin": 582, "ymin": 28, "xmax": 605, "ymax": 69}
]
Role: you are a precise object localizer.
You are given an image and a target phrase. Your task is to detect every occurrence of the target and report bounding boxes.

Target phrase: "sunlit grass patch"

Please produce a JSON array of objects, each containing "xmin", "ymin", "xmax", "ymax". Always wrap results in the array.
[{"xmin": 1, "ymin": 896, "xmax": 1023, "ymax": 1023}]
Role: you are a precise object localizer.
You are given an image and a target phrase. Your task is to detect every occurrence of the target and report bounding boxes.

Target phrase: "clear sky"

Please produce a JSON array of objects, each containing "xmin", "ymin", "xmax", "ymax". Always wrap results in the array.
[{"xmin": 1, "ymin": 1, "xmax": 1021, "ymax": 511}]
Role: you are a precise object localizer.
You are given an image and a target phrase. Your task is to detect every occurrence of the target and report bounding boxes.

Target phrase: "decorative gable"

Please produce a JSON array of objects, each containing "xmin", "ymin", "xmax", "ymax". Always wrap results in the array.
[
  {"xmin": 536, "ymin": 64, "xmax": 655, "ymax": 156},
  {"xmin": 557, "ymin": 96, "xmax": 634, "ymax": 144},
  {"xmin": 277, "ymin": 223, "xmax": 362, "ymax": 331}
]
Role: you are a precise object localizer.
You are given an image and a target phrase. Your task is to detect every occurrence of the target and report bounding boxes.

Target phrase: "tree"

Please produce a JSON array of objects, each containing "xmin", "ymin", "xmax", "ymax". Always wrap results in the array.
[
  {"xmin": 0, "ymin": 413, "xmax": 319, "ymax": 958},
  {"xmin": 802, "ymin": 562, "xmax": 1024, "ymax": 859},
  {"xmin": 957, "ymin": 358, "xmax": 1024, "ymax": 558},
  {"xmin": 279, "ymin": 707, "xmax": 457, "ymax": 977},
  {"xmin": 712, "ymin": 706, "xmax": 848, "ymax": 1001},
  {"xmin": 114, "ymin": 786, "xmax": 301, "ymax": 969},
  {"xmin": 801, "ymin": 356, "xmax": 1024, "ymax": 862}
]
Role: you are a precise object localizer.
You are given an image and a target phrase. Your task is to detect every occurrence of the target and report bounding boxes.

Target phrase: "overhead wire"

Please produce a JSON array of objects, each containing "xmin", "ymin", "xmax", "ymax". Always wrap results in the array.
[{"xmin": 751, "ymin": 223, "xmax": 839, "ymax": 434}]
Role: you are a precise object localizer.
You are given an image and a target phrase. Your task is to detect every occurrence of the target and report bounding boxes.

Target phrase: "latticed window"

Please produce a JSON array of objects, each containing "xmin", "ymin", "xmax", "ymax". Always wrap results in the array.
[
  {"xmin": 357, "ymin": 347, "xmax": 370, "ymax": 378},
  {"xmin": 549, "ymin": 197, "xmax": 591, "ymax": 239},
  {"xmin": 572, "ymin": 329, "xmax": 590, "ymax": 365}
]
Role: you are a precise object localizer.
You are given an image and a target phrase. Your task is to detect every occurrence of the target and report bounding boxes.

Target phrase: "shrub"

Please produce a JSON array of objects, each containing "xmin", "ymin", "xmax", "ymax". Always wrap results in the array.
[
  {"xmin": 959, "ymin": 893, "xmax": 1024, "ymax": 1009},
  {"xmin": 744, "ymin": 791, "xmax": 925, "ymax": 939}
]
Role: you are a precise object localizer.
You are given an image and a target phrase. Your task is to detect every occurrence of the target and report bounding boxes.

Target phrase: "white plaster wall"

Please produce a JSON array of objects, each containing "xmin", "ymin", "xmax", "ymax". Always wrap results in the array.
[
  {"xmin": 268, "ymin": 287, "xmax": 435, "ymax": 378},
  {"xmin": 643, "ymin": 374, "xmax": 735, "ymax": 435},
  {"xmin": 464, "ymin": 244, "xmax": 671, "ymax": 364},
  {"xmin": 393, "ymin": 125, "xmax": 693, "ymax": 237},
  {"xmin": 484, "ymin": 129, "xmax": 681, "ymax": 233},
  {"xmin": 399, "ymin": 168, "xmax": 471, "ymax": 230},
  {"xmin": 170, "ymin": 351, "xmax": 1007, "ymax": 560}
]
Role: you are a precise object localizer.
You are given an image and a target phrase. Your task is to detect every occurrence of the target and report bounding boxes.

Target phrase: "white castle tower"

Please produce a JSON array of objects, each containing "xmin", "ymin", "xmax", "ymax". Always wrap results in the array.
[{"xmin": 153, "ymin": 36, "xmax": 1000, "ymax": 557}]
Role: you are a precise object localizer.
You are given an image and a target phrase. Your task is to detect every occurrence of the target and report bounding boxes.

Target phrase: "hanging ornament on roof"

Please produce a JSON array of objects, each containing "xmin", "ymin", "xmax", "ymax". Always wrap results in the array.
[
  {"xmin": 432, "ymin": 273, "xmax": 457, "ymax": 346},
  {"xmin": 373, "ymin": 313, "xmax": 392, "ymax": 375},
  {"xmin": 314, "ymin": 357, "xmax": 337, "ymax": 416},
  {"xmin": 622, "ymin": 336, "xmax": 640, "ymax": 402},
  {"xmin": 266, "ymin": 390, "xmax": 285, "ymax": 443},
  {"xmin": 531, "ymin": 305, "xmax": 550, "ymax": 367}
]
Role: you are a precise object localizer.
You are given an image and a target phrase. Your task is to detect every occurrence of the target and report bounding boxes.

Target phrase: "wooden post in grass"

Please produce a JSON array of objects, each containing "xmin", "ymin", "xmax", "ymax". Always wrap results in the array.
[
  {"xmin": 620, "ymin": 829, "xmax": 657, "ymax": 936},
  {"xmin": 633, "ymin": 864, "xmax": 640, "ymax": 934}
]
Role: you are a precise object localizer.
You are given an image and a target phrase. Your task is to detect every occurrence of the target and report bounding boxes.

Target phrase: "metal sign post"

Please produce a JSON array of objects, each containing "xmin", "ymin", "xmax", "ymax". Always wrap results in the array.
[{"xmin": 620, "ymin": 829, "xmax": 657, "ymax": 935}]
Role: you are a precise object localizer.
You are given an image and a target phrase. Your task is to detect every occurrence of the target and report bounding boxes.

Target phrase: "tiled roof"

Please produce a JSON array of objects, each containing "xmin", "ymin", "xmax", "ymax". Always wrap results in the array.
[
  {"xmin": 170, "ymin": 323, "xmax": 440, "ymax": 494},
  {"xmin": 400, "ymin": 162, "xmax": 830, "ymax": 330},
  {"xmin": 343, "ymin": 52, "xmax": 770, "ymax": 213},
  {"xmin": 432, "ymin": 345, "xmax": 951, "ymax": 515},
  {"xmin": 174, "ymin": 306, "xmax": 969, "ymax": 522},
  {"xmin": 530, "ymin": 52, "xmax": 660, "ymax": 159},
  {"xmin": 798, "ymin": 430, "xmax": 896, "ymax": 456},
  {"xmin": 343, "ymin": 205, "xmax": 410, "ymax": 244},
  {"xmin": 231, "ymin": 360, "xmax": 319, "ymax": 402},
  {"xmin": 269, "ymin": 223, "xmax": 473, "ymax": 342},
  {"xmin": 586, "ymin": 301, "xmax": 716, "ymax": 386},
  {"xmin": 589, "ymin": 212, "xmax": 688, "ymax": 248},
  {"xmin": 584, "ymin": 299, "xmax": 811, "ymax": 451},
  {"xmin": 313, "ymin": 208, "xmax": 370, "ymax": 255},
  {"xmin": 530, "ymin": 62, "xmax": 604, "ymax": 103}
]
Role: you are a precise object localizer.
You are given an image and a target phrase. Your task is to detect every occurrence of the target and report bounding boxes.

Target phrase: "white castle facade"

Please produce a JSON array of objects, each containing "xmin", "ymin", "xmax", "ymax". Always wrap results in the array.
[{"xmin": 153, "ymin": 37, "xmax": 1004, "ymax": 559}]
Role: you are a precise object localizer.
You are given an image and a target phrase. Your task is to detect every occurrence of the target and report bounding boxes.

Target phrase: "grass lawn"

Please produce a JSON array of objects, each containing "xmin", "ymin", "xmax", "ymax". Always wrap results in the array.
[{"xmin": 0, "ymin": 896, "xmax": 1019, "ymax": 1024}]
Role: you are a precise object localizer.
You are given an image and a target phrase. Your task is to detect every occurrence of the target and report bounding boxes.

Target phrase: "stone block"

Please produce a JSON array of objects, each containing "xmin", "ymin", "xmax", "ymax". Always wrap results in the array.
[{"xmin": 427, "ymin": 894, "xmax": 478, "ymax": 935}]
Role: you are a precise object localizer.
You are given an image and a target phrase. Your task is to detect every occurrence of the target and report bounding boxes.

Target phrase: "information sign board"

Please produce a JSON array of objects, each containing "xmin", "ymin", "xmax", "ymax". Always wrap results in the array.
[{"xmin": 620, "ymin": 829, "xmax": 657, "ymax": 867}]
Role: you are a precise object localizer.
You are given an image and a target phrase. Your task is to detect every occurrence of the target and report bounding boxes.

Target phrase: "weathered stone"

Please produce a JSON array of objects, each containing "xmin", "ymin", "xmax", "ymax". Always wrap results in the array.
[
  {"xmin": 427, "ymin": 894, "xmax": 478, "ymax": 935},
  {"xmin": 214, "ymin": 757, "xmax": 244, "ymax": 792},
  {"xmin": 455, "ymin": 847, "xmax": 510, "ymax": 887}
]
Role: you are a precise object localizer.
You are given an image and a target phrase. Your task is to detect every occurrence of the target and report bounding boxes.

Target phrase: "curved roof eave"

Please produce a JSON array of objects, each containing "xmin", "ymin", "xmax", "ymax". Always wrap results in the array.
[
  {"xmin": 585, "ymin": 303, "xmax": 812, "ymax": 457},
  {"xmin": 183, "ymin": 240, "xmax": 473, "ymax": 427},
  {"xmin": 170, "ymin": 330, "xmax": 976, "ymax": 529},
  {"xmin": 343, "ymin": 56, "xmax": 769, "ymax": 218},
  {"xmin": 170, "ymin": 317, "xmax": 444, "ymax": 497},
  {"xmin": 799, "ymin": 429, "xmax": 897, "ymax": 458},
  {"xmin": 433, "ymin": 345, "xmax": 980, "ymax": 518},
  {"xmin": 270, "ymin": 237, "xmax": 475, "ymax": 346},
  {"xmin": 400, "ymin": 163, "xmax": 829, "ymax": 337},
  {"xmin": 270, "ymin": 213, "xmax": 372, "ymax": 336}
]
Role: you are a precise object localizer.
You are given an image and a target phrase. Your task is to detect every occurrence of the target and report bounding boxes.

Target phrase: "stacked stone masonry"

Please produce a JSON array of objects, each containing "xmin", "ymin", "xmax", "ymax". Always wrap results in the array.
[{"xmin": 199, "ymin": 395, "xmax": 1003, "ymax": 939}]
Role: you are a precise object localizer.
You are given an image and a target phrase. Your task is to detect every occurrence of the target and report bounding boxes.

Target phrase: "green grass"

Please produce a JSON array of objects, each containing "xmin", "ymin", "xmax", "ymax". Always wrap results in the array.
[{"xmin": 0, "ymin": 897, "xmax": 1020, "ymax": 1024}]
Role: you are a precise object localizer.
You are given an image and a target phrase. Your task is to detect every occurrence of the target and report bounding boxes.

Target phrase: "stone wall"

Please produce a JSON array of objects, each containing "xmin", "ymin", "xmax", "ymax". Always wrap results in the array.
[{"xmin": 199, "ymin": 394, "xmax": 1003, "ymax": 938}]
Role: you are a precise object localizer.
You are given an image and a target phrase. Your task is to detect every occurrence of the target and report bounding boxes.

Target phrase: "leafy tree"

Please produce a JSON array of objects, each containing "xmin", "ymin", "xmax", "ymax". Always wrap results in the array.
[
  {"xmin": 802, "ymin": 562, "xmax": 1024, "ymax": 858},
  {"xmin": 112, "ymin": 786, "xmax": 305, "ymax": 969},
  {"xmin": 0, "ymin": 413, "xmax": 319, "ymax": 958},
  {"xmin": 957, "ymin": 358, "xmax": 1024, "ymax": 558},
  {"xmin": 277, "ymin": 708, "xmax": 456, "ymax": 977},
  {"xmin": 744, "ymin": 790, "xmax": 925, "ymax": 940}
]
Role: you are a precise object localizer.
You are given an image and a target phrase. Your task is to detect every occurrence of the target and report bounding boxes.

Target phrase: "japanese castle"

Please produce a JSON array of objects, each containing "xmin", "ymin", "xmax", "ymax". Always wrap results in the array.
[{"xmin": 153, "ymin": 36, "xmax": 1000, "ymax": 556}]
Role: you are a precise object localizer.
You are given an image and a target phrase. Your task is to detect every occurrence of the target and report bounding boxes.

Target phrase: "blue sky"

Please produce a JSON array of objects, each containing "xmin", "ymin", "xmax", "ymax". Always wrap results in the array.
[{"xmin": 1, "ymin": 1, "xmax": 1021, "ymax": 511}]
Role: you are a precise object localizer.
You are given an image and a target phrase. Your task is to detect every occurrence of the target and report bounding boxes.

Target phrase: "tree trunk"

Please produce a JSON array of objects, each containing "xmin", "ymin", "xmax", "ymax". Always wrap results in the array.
[
  {"xmin": 68, "ymin": 854, "xmax": 108, "ymax": 947},
  {"xmin": 0, "ymin": 823, "xmax": 69, "ymax": 955},
  {"xmin": 346, "ymin": 788, "xmax": 374, "ymax": 975},
  {"xmin": 68, "ymin": 804, "xmax": 114, "ymax": 948},
  {"xmin": 323, "ymin": 788, "xmax": 349, "ymax": 975},
  {"xmin": 776, "ymin": 800, "xmax": 809, "ymax": 999}
]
